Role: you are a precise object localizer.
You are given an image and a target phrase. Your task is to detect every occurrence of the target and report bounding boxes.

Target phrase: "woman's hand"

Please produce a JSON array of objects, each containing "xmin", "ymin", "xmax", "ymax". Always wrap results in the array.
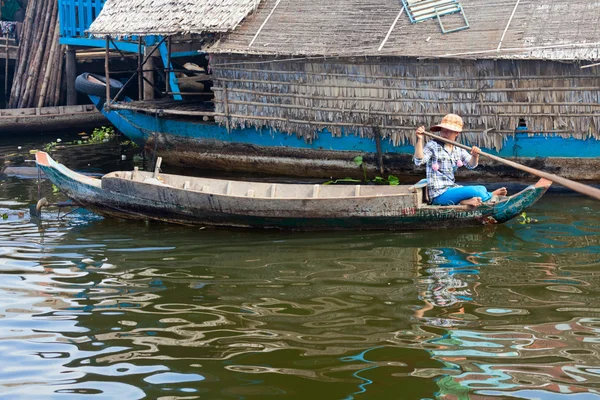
[
  {"xmin": 468, "ymin": 146, "xmax": 481, "ymax": 167},
  {"xmin": 414, "ymin": 126, "xmax": 425, "ymax": 159}
]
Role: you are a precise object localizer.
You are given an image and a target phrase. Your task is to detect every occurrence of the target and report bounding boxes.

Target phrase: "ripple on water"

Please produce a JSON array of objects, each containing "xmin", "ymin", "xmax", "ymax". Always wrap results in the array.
[{"xmin": 1, "ymin": 181, "xmax": 600, "ymax": 397}]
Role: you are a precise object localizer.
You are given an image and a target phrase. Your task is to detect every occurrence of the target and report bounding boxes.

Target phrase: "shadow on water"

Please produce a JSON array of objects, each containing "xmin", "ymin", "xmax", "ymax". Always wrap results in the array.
[{"xmin": 2, "ymin": 135, "xmax": 600, "ymax": 398}]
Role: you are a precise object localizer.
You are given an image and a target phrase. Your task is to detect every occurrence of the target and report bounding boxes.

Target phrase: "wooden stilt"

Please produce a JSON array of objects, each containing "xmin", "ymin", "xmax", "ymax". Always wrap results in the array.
[
  {"xmin": 105, "ymin": 36, "xmax": 110, "ymax": 107},
  {"xmin": 65, "ymin": 45, "xmax": 77, "ymax": 105},
  {"xmin": 138, "ymin": 37, "xmax": 143, "ymax": 100},
  {"xmin": 143, "ymin": 51, "xmax": 156, "ymax": 100},
  {"xmin": 4, "ymin": 34, "xmax": 8, "ymax": 107},
  {"xmin": 165, "ymin": 36, "xmax": 171, "ymax": 95}
]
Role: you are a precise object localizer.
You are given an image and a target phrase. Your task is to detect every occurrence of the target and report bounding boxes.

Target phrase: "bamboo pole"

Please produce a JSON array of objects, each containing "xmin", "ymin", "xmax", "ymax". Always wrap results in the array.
[
  {"xmin": 8, "ymin": 0, "xmax": 38, "ymax": 108},
  {"xmin": 52, "ymin": 46, "xmax": 65, "ymax": 106},
  {"xmin": 216, "ymin": 66, "xmax": 597, "ymax": 82},
  {"xmin": 57, "ymin": 46, "xmax": 66, "ymax": 106},
  {"xmin": 46, "ymin": 42, "xmax": 61, "ymax": 106},
  {"xmin": 222, "ymin": 98, "xmax": 600, "ymax": 118},
  {"xmin": 213, "ymin": 87, "xmax": 600, "ymax": 107},
  {"xmin": 20, "ymin": 0, "xmax": 54, "ymax": 108},
  {"xmin": 37, "ymin": 20, "xmax": 59, "ymax": 107},
  {"xmin": 36, "ymin": 15, "xmax": 58, "ymax": 107},
  {"xmin": 249, "ymin": 0, "xmax": 282, "ymax": 47},
  {"xmin": 105, "ymin": 36, "xmax": 111, "ymax": 106},
  {"xmin": 19, "ymin": 0, "xmax": 51, "ymax": 106},
  {"xmin": 216, "ymin": 76, "xmax": 600, "ymax": 93}
]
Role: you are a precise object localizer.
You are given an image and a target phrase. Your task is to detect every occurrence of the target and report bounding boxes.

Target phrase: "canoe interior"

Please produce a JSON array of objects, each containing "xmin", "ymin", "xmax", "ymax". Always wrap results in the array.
[{"xmin": 106, "ymin": 169, "xmax": 424, "ymax": 202}]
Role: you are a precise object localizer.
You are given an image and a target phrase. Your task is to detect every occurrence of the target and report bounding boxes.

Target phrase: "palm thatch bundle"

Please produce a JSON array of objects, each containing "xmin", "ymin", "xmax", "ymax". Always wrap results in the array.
[
  {"xmin": 212, "ymin": 0, "xmax": 600, "ymax": 60},
  {"xmin": 88, "ymin": 0, "xmax": 262, "ymax": 36}
]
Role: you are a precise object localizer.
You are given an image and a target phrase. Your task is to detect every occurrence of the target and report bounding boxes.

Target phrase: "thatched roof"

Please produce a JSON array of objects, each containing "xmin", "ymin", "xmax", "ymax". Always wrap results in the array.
[
  {"xmin": 88, "ymin": 0, "xmax": 262, "ymax": 36},
  {"xmin": 211, "ymin": 0, "xmax": 600, "ymax": 60}
]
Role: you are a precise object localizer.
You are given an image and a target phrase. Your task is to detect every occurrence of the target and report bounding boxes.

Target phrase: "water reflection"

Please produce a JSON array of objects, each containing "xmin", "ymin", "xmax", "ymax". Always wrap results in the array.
[
  {"xmin": 406, "ymin": 219, "xmax": 600, "ymax": 399},
  {"xmin": 2, "ymin": 160, "xmax": 600, "ymax": 398}
]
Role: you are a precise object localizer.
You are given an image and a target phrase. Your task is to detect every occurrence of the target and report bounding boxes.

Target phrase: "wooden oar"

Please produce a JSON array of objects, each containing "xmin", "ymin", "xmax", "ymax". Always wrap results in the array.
[{"xmin": 421, "ymin": 130, "xmax": 600, "ymax": 201}]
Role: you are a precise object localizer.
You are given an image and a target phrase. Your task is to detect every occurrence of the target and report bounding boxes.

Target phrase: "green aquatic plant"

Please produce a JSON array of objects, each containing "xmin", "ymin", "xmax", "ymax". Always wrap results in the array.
[
  {"xmin": 43, "ymin": 141, "xmax": 57, "ymax": 152},
  {"xmin": 353, "ymin": 155, "xmax": 400, "ymax": 185},
  {"xmin": 90, "ymin": 126, "xmax": 115, "ymax": 143},
  {"xmin": 517, "ymin": 212, "xmax": 538, "ymax": 224},
  {"xmin": 323, "ymin": 156, "xmax": 400, "ymax": 185}
]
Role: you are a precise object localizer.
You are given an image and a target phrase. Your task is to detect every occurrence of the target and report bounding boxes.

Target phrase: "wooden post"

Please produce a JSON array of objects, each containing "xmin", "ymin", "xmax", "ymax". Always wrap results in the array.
[
  {"xmin": 4, "ymin": 34, "xmax": 8, "ymax": 107},
  {"xmin": 65, "ymin": 45, "xmax": 77, "ymax": 105},
  {"xmin": 374, "ymin": 127, "xmax": 384, "ymax": 175},
  {"xmin": 165, "ymin": 36, "xmax": 171, "ymax": 94},
  {"xmin": 38, "ymin": 20, "xmax": 60, "ymax": 107},
  {"xmin": 104, "ymin": 36, "xmax": 111, "ymax": 107},
  {"xmin": 223, "ymin": 84, "xmax": 231, "ymax": 134},
  {"xmin": 153, "ymin": 156, "xmax": 162, "ymax": 178},
  {"xmin": 137, "ymin": 37, "xmax": 143, "ymax": 100},
  {"xmin": 143, "ymin": 50, "xmax": 156, "ymax": 100}
]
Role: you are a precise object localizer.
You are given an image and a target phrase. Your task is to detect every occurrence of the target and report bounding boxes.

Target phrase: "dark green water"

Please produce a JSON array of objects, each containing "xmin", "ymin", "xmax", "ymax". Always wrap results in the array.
[{"xmin": 2, "ymin": 137, "xmax": 600, "ymax": 399}]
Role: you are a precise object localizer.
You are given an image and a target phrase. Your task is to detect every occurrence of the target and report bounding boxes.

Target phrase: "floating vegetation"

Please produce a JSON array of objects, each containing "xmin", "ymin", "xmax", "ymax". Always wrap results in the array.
[{"xmin": 323, "ymin": 156, "xmax": 400, "ymax": 185}]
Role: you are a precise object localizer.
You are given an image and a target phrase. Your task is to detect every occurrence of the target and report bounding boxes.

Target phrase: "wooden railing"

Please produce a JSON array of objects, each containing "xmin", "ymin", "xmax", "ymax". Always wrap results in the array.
[{"xmin": 58, "ymin": 0, "xmax": 105, "ymax": 38}]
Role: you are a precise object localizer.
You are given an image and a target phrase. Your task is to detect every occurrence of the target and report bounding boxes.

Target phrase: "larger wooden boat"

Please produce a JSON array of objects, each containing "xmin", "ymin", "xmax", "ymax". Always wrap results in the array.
[
  {"xmin": 35, "ymin": 151, "xmax": 551, "ymax": 230},
  {"xmin": 0, "ymin": 104, "xmax": 107, "ymax": 133}
]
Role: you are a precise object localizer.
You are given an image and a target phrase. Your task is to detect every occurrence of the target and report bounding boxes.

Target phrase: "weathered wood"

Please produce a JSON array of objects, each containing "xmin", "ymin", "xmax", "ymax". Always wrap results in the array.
[
  {"xmin": 36, "ymin": 150, "xmax": 551, "ymax": 230},
  {"xmin": 4, "ymin": 34, "xmax": 8, "ymax": 104},
  {"xmin": 65, "ymin": 46, "xmax": 77, "ymax": 106},
  {"xmin": 105, "ymin": 36, "xmax": 110, "ymax": 105},
  {"xmin": 374, "ymin": 127, "xmax": 384, "ymax": 175},
  {"xmin": 138, "ymin": 37, "xmax": 143, "ymax": 100},
  {"xmin": 51, "ymin": 45, "xmax": 65, "ymax": 106},
  {"xmin": 165, "ymin": 36, "xmax": 171, "ymax": 94},
  {"xmin": 38, "ymin": 20, "xmax": 60, "ymax": 108},
  {"xmin": 143, "ymin": 53, "xmax": 156, "ymax": 100},
  {"xmin": 47, "ymin": 42, "xmax": 61, "ymax": 106},
  {"xmin": 0, "ymin": 105, "xmax": 105, "ymax": 132},
  {"xmin": 20, "ymin": 0, "xmax": 54, "ymax": 108},
  {"xmin": 34, "ymin": 3, "xmax": 58, "ymax": 107},
  {"xmin": 8, "ymin": 0, "xmax": 38, "ymax": 108}
]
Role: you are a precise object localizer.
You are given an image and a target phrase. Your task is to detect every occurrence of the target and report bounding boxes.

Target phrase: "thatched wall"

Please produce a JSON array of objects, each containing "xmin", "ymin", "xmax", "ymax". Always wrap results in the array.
[{"xmin": 211, "ymin": 55, "xmax": 600, "ymax": 151}]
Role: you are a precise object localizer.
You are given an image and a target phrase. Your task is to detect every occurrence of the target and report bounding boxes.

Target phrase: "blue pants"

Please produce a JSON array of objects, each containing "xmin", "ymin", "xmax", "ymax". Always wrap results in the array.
[{"xmin": 431, "ymin": 186, "xmax": 492, "ymax": 205}]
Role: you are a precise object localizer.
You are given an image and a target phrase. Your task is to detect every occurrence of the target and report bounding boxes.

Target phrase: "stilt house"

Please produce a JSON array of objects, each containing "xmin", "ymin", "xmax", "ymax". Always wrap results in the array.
[{"xmin": 86, "ymin": 0, "xmax": 600, "ymax": 156}]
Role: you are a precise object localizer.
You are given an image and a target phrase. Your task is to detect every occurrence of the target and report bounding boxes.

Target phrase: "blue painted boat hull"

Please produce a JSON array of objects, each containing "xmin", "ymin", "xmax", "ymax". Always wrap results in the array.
[{"xmin": 91, "ymin": 96, "xmax": 600, "ymax": 180}]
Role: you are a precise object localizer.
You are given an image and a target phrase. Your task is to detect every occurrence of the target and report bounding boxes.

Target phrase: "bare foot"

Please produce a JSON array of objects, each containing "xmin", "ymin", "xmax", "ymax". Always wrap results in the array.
[
  {"xmin": 492, "ymin": 187, "xmax": 508, "ymax": 196},
  {"xmin": 459, "ymin": 197, "xmax": 482, "ymax": 207}
]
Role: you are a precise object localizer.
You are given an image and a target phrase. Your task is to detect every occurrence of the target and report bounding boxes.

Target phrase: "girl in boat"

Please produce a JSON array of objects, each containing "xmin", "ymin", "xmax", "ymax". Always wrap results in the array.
[{"xmin": 414, "ymin": 114, "xmax": 507, "ymax": 207}]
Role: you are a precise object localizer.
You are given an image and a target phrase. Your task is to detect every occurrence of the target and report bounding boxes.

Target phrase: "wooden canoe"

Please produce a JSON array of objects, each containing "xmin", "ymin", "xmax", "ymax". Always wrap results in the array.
[{"xmin": 35, "ymin": 151, "xmax": 551, "ymax": 230}]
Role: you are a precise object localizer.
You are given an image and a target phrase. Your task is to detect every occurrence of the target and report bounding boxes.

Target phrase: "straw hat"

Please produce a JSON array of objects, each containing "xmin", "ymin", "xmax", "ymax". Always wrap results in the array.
[{"xmin": 430, "ymin": 114, "xmax": 463, "ymax": 133}]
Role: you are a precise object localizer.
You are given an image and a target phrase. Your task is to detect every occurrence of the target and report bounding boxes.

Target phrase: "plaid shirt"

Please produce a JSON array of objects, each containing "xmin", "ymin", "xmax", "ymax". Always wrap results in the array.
[{"xmin": 414, "ymin": 140, "xmax": 477, "ymax": 200}]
